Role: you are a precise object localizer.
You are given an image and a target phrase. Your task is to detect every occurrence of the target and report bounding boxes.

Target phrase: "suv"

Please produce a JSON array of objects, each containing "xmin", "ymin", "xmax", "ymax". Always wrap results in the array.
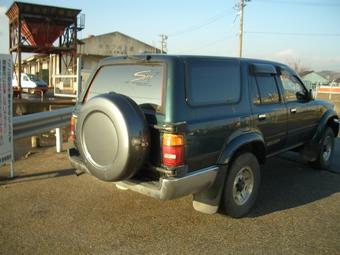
[{"xmin": 68, "ymin": 55, "xmax": 339, "ymax": 218}]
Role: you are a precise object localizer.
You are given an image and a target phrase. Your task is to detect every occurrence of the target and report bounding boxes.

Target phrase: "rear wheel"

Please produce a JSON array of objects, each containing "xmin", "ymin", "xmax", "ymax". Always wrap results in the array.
[
  {"xmin": 309, "ymin": 127, "xmax": 335, "ymax": 170},
  {"xmin": 221, "ymin": 153, "xmax": 261, "ymax": 218}
]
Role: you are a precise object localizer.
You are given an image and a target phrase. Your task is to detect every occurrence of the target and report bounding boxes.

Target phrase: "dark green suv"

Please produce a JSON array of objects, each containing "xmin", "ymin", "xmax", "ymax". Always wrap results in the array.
[{"xmin": 68, "ymin": 55, "xmax": 339, "ymax": 218}]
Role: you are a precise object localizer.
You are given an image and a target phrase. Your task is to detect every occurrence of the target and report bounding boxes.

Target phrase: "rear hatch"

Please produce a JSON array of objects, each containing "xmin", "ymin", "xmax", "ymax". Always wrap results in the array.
[
  {"xmin": 71, "ymin": 59, "xmax": 167, "ymax": 168},
  {"xmin": 85, "ymin": 62, "xmax": 165, "ymax": 113}
]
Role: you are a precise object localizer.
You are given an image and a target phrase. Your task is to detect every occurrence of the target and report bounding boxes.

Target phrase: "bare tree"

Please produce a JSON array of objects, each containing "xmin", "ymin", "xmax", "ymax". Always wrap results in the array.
[{"xmin": 285, "ymin": 58, "xmax": 310, "ymax": 75}]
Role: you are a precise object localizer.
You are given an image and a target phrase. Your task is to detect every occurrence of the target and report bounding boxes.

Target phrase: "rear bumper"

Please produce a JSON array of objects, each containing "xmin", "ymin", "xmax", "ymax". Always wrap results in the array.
[{"xmin": 68, "ymin": 147, "xmax": 219, "ymax": 200}]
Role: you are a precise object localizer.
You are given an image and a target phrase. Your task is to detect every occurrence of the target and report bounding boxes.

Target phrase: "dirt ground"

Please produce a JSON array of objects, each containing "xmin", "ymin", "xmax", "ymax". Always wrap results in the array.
[{"xmin": 0, "ymin": 139, "xmax": 339, "ymax": 255}]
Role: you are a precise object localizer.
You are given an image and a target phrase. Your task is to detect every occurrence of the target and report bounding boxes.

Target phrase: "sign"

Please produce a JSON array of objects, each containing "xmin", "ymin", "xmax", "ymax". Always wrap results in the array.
[{"xmin": 0, "ymin": 54, "xmax": 14, "ymax": 177}]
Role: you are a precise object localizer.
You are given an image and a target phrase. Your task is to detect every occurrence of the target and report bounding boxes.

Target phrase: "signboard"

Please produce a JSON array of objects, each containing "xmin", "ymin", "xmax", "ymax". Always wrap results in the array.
[{"xmin": 0, "ymin": 54, "xmax": 14, "ymax": 177}]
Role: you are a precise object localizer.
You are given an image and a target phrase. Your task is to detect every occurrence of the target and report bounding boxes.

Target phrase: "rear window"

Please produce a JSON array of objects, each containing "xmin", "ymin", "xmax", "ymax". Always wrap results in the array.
[
  {"xmin": 86, "ymin": 64, "xmax": 164, "ymax": 110},
  {"xmin": 187, "ymin": 59, "xmax": 241, "ymax": 105}
]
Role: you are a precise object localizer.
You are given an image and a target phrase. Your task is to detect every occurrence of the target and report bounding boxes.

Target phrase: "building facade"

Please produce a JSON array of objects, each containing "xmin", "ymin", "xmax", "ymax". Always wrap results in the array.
[{"xmin": 20, "ymin": 32, "xmax": 161, "ymax": 95}]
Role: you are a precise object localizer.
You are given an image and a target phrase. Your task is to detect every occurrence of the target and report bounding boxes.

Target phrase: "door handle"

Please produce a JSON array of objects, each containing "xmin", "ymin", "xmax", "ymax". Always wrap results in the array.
[
  {"xmin": 290, "ymin": 108, "xmax": 297, "ymax": 113},
  {"xmin": 258, "ymin": 114, "xmax": 266, "ymax": 120}
]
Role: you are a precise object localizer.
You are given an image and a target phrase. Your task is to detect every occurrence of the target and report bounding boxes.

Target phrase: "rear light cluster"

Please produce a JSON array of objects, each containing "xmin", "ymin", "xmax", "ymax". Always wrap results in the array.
[
  {"xmin": 162, "ymin": 133, "xmax": 185, "ymax": 167},
  {"xmin": 69, "ymin": 116, "xmax": 76, "ymax": 141}
]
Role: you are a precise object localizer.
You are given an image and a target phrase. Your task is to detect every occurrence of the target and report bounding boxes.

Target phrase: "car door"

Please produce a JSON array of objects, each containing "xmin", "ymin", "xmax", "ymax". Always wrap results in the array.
[
  {"xmin": 249, "ymin": 63, "xmax": 288, "ymax": 155},
  {"xmin": 278, "ymin": 68, "xmax": 319, "ymax": 146},
  {"xmin": 22, "ymin": 74, "xmax": 30, "ymax": 88}
]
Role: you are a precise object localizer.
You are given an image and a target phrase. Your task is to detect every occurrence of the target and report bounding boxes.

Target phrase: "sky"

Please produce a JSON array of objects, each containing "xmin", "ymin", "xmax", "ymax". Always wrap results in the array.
[{"xmin": 0, "ymin": 0, "xmax": 339, "ymax": 71}]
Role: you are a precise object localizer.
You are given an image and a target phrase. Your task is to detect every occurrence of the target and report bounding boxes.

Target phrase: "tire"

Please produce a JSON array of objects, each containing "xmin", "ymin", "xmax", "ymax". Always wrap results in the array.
[
  {"xmin": 76, "ymin": 93, "xmax": 150, "ymax": 182},
  {"xmin": 309, "ymin": 127, "xmax": 335, "ymax": 170},
  {"xmin": 221, "ymin": 153, "xmax": 261, "ymax": 218}
]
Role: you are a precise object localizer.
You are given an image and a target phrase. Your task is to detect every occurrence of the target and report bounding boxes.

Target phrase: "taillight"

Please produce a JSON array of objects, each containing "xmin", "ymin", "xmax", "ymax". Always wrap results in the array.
[
  {"xmin": 162, "ymin": 133, "xmax": 185, "ymax": 167},
  {"xmin": 69, "ymin": 116, "xmax": 76, "ymax": 141}
]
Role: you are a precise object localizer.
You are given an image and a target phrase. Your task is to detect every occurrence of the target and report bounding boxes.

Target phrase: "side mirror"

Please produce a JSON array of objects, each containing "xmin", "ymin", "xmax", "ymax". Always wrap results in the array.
[
  {"xmin": 307, "ymin": 89, "xmax": 314, "ymax": 101},
  {"xmin": 296, "ymin": 89, "xmax": 313, "ymax": 101},
  {"xmin": 296, "ymin": 91, "xmax": 306, "ymax": 101}
]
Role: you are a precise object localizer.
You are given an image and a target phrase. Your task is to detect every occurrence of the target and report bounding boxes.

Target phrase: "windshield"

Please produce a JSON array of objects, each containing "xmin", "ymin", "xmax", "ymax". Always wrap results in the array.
[
  {"xmin": 86, "ymin": 64, "xmax": 164, "ymax": 111},
  {"xmin": 26, "ymin": 74, "xmax": 39, "ymax": 81}
]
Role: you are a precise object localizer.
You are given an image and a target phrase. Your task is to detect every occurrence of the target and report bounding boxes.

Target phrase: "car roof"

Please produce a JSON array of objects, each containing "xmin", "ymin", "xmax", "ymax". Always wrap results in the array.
[{"xmin": 101, "ymin": 54, "xmax": 286, "ymax": 66}]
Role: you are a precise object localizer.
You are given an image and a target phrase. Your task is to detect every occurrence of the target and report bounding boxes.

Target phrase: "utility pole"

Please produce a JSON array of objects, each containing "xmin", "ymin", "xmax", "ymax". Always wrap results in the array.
[
  {"xmin": 239, "ymin": 0, "xmax": 244, "ymax": 58},
  {"xmin": 159, "ymin": 34, "xmax": 168, "ymax": 54},
  {"xmin": 236, "ymin": 0, "xmax": 250, "ymax": 58}
]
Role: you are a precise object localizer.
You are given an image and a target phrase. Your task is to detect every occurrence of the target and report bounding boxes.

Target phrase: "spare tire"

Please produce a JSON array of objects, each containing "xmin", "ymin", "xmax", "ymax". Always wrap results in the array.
[{"xmin": 76, "ymin": 93, "xmax": 150, "ymax": 181}]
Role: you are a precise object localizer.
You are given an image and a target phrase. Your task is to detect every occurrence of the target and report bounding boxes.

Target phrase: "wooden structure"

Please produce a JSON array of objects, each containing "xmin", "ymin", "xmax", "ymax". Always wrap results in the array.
[{"xmin": 6, "ymin": 1, "xmax": 83, "ymax": 95}]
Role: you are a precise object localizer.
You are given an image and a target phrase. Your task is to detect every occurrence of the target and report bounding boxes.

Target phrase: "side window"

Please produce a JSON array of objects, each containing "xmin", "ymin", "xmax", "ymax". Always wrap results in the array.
[
  {"xmin": 280, "ymin": 71, "xmax": 306, "ymax": 101},
  {"xmin": 251, "ymin": 77, "xmax": 261, "ymax": 105},
  {"xmin": 254, "ymin": 74, "xmax": 280, "ymax": 104},
  {"xmin": 187, "ymin": 59, "xmax": 241, "ymax": 105},
  {"xmin": 23, "ymin": 75, "xmax": 29, "ymax": 81}
]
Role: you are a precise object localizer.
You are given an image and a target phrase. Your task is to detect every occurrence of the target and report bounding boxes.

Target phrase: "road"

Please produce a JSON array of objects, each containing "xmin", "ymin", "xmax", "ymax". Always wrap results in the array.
[{"xmin": 0, "ymin": 140, "xmax": 339, "ymax": 255}]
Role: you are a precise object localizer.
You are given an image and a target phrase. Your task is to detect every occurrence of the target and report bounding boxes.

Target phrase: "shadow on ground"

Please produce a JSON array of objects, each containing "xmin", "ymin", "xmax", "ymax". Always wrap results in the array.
[
  {"xmin": 249, "ymin": 138, "xmax": 340, "ymax": 217},
  {"xmin": 0, "ymin": 168, "xmax": 76, "ymax": 185}
]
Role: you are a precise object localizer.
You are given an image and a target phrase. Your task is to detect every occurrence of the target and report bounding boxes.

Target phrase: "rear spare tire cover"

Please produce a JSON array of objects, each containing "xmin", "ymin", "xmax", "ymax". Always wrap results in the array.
[{"xmin": 76, "ymin": 93, "xmax": 150, "ymax": 181}]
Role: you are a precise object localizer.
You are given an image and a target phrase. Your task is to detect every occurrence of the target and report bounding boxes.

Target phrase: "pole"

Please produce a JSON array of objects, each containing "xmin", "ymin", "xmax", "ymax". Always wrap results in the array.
[
  {"xmin": 18, "ymin": 15, "xmax": 22, "ymax": 98},
  {"xmin": 56, "ymin": 127, "xmax": 63, "ymax": 153},
  {"xmin": 159, "ymin": 34, "xmax": 168, "ymax": 54},
  {"xmin": 76, "ymin": 56, "xmax": 82, "ymax": 100},
  {"xmin": 238, "ymin": 0, "xmax": 244, "ymax": 58}
]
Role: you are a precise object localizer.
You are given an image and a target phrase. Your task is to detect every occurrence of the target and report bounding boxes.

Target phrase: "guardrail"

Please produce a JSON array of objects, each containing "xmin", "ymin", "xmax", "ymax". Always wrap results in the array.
[{"xmin": 13, "ymin": 107, "xmax": 73, "ymax": 152}]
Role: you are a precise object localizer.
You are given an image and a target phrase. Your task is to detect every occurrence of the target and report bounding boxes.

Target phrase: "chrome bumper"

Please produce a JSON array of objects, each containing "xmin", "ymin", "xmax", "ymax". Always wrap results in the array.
[
  {"xmin": 116, "ymin": 166, "xmax": 219, "ymax": 200},
  {"xmin": 68, "ymin": 148, "xmax": 219, "ymax": 200}
]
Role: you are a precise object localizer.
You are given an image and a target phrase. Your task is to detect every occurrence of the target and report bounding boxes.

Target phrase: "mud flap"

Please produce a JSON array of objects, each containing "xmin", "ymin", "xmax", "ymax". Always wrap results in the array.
[{"xmin": 192, "ymin": 165, "xmax": 228, "ymax": 214}]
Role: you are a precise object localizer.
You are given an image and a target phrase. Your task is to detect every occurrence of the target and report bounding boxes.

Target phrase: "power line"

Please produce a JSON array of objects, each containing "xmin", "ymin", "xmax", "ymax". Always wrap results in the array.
[
  {"xmin": 172, "ymin": 15, "xmax": 239, "ymax": 54},
  {"xmin": 245, "ymin": 31, "xmax": 340, "ymax": 37},
  {"xmin": 176, "ymin": 34, "xmax": 236, "ymax": 54},
  {"xmin": 255, "ymin": 0, "xmax": 340, "ymax": 6},
  {"xmin": 168, "ymin": 9, "xmax": 232, "ymax": 37}
]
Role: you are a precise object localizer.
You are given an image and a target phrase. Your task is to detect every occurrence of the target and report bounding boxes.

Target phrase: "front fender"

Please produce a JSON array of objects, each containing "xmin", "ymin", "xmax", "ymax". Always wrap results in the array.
[
  {"xmin": 300, "ymin": 109, "xmax": 338, "ymax": 162},
  {"xmin": 313, "ymin": 109, "xmax": 339, "ymax": 143}
]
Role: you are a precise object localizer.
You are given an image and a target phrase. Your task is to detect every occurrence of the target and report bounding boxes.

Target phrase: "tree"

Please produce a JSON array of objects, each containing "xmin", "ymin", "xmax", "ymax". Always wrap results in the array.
[{"xmin": 285, "ymin": 58, "xmax": 310, "ymax": 76}]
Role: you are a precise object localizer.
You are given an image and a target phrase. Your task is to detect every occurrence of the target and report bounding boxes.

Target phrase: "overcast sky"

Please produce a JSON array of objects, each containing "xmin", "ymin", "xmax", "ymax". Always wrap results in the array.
[{"xmin": 0, "ymin": 0, "xmax": 339, "ymax": 71}]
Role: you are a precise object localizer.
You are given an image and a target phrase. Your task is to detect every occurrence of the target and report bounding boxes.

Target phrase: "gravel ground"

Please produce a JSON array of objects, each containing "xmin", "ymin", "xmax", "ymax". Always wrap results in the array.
[{"xmin": 0, "ymin": 140, "xmax": 339, "ymax": 255}]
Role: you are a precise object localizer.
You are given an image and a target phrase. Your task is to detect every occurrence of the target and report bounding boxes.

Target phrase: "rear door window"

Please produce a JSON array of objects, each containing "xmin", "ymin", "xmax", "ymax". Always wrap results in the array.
[
  {"xmin": 87, "ymin": 64, "xmax": 164, "ymax": 110},
  {"xmin": 254, "ymin": 74, "xmax": 280, "ymax": 104},
  {"xmin": 187, "ymin": 59, "xmax": 241, "ymax": 105}
]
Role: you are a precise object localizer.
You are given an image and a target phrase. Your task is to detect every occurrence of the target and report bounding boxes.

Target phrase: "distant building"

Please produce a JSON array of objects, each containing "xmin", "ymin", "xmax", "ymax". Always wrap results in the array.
[
  {"xmin": 78, "ymin": 31, "xmax": 161, "ymax": 85},
  {"xmin": 20, "ymin": 54, "xmax": 49, "ymax": 82},
  {"xmin": 19, "ymin": 31, "xmax": 161, "ymax": 94},
  {"xmin": 331, "ymin": 78, "xmax": 340, "ymax": 87},
  {"xmin": 301, "ymin": 71, "xmax": 329, "ymax": 89}
]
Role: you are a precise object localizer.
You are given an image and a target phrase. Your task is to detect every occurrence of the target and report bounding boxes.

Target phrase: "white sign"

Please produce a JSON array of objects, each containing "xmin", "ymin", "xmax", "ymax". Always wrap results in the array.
[{"xmin": 0, "ymin": 54, "xmax": 14, "ymax": 176}]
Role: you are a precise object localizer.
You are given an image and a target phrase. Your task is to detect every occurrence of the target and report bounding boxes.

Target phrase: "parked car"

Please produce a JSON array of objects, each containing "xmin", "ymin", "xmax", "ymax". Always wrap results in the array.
[
  {"xmin": 68, "ymin": 55, "xmax": 339, "ymax": 218},
  {"xmin": 12, "ymin": 73, "xmax": 48, "ymax": 94}
]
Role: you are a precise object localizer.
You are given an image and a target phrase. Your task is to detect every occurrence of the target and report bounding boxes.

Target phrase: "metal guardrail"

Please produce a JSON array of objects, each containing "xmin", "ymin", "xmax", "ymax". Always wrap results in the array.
[
  {"xmin": 4, "ymin": 106, "xmax": 73, "ymax": 178},
  {"xmin": 13, "ymin": 107, "xmax": 73, "ymax": 139}
]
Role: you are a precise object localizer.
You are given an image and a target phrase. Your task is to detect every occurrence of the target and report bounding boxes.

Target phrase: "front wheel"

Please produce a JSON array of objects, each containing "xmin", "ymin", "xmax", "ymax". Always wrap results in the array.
[
  {"xmin": 221, "ymin": 152, "xmax": 261, "ymax": 218},
  {"xmin": 309, "ymin": 127, "xmax": 335, "ymax": 170}
]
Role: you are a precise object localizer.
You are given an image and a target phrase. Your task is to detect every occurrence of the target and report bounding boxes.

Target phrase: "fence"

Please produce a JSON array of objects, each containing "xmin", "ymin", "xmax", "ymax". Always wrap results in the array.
[
  {"xmin": 13, "ymin": 107, "xmax": 73, "ymax": 151},
  {"xmin": 53, "ymin": 74, "xmax": 78, "ymax": 98}
]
